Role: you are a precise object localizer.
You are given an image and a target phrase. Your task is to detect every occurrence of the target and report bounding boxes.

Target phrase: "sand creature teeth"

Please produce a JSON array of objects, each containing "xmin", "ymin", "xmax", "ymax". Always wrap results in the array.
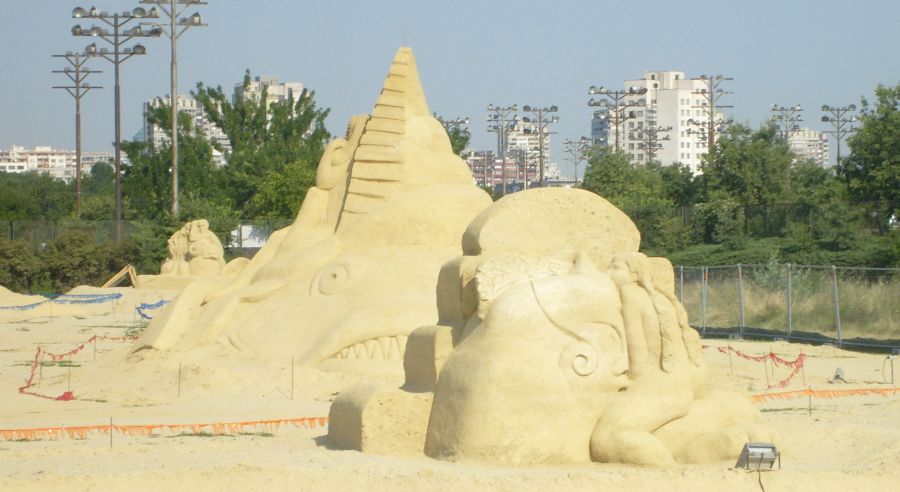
[{"xmin": 331, "ymin": 335, "xmax": 409, "ymax": 361}]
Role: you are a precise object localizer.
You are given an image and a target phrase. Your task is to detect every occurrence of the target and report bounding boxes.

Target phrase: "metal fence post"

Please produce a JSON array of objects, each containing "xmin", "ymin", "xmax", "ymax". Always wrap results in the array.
[
  {"xmin": 701, "ymin": 266, "xmax": 708, "ymax": 336},
  {"xmin": 831, "ymin": 265, "xmax": 842, "ymax": 346},
  {"xmin": 737, "ymin": 263, "xmax": 745, "ymax": 339},
  {"xmin": 786, "ymin": 263, "xmax": 793, "ymax": 338},
  {"xmin": 678, "ymin": 266, "xmax": 684, "ymax": 303}
]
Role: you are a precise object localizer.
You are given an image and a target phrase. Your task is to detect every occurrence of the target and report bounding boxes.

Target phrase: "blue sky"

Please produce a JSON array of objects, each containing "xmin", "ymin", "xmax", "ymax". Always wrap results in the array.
[{"xmin": 2, "ymin": 0, "xmax": 898, "ymax": 176}]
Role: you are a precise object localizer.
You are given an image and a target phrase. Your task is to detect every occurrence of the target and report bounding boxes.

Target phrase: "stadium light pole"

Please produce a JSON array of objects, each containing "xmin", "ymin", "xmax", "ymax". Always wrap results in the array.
[
  {"xmin": 486, "ymin": 104, "xmax": 518, "ymax": 195},
  {"xmin": 587, "ymin": 86, "xmax": 647, "ymax": 152},
  {"xmin": 140, "ymin": 1, "xmax": 208, "ymax": 218},
  {"xmin": 72, "ymin": 5, "xmax": 161, "ymax": 242},
  {"xmin": 771, "ymin": 104, "xmax": 804, "ymax": 142},
  {"xmin": 521, "ymin": 105, "xmax": 559, "ymax": 187},
  {"xmin": 52, "ymin": 52, "xmax": 103, "ymax": 217},
  {"xmin": 638, "ymin": 125, "xmax": 672, "ymax": 162},
  {"xmin": 692, "ymin": 75, "xmax": 733, "ymax": 161},
  {"xmin": 563, "ymin": 136, "xmax": 590, "ymax": 182},
  {"xmin": 821, "ymin": 104, "xmax": 858, "ymax": 167}
]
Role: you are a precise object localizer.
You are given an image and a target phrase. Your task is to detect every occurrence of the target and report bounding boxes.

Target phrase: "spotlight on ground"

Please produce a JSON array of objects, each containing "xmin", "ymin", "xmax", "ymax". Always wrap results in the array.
[{"xmin": 735, "ymin": 442, "xmax": 780, "ymax": 470}]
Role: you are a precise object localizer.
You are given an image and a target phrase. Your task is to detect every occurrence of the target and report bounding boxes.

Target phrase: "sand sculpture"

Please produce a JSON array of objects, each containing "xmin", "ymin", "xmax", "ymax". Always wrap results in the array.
[
  {"xmin": 159, "ymin": 219, "xmax": 227, "ymax": 277},
  {"xmin": 134, "ymin": 48, "xmax": 492, "ymax": 369},
  {"xmin": 329, "ymin": 188, "xmax": 776, "ymax": 466}
]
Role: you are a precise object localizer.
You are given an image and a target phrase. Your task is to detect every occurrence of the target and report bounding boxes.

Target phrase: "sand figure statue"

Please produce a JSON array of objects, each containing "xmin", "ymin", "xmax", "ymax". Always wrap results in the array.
[
  {"xmin": 328, "ymin": 187, "xmax": 776, "ymax": 467},
  {"xmin": 159, "ymin": 219, "xmax": 225, "ymax": 277},
  {"xmin": 134, "ymin": 48, "xmax": 492, "ymax": 370}
]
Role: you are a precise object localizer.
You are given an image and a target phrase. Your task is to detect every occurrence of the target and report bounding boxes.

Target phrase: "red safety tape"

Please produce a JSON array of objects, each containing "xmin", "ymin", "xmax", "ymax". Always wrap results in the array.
[
  {"xmin": 752, "ymin": 386, "xmax": 900, "ymax": 403},
  {"xmin": 18, "ymin": 335, "xmax": 139, "ymax": 401},
  {"xmin": 0, "ymin": 416, "xmax": 329, "ymax": 441}
]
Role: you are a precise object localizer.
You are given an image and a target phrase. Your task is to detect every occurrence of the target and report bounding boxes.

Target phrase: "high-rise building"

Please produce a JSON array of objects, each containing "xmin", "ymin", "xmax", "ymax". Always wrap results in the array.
[
  {"xmin": 594, "ymin": 71, "xmax": 728, "ymax": 174},
  {"xmin": 0, "ymin": 145, "xmax": 112, "ymax": 181},
  {"xmin": 788, "ymin": 128, "xmax": 829, "ymax": 167},
  {"xmin": 142, "ymin": 94, "xmax": 231, "ymax": 166},
  {"xmin": 235, "ymin": 75, "xmax": 304, "ymax": 106}
]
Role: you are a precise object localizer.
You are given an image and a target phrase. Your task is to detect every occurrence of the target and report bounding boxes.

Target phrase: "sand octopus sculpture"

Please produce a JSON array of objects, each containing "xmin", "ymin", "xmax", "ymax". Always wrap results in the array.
[{"xmin": 329, "ymin": 188, "xmax": 776, "ymax": 466}]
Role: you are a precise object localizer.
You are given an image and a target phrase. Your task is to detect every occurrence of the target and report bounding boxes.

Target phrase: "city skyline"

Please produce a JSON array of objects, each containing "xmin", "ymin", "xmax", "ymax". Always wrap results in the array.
[{"xmin": 2, "ymin": 0, "xmax": 898, "ymax": 176}]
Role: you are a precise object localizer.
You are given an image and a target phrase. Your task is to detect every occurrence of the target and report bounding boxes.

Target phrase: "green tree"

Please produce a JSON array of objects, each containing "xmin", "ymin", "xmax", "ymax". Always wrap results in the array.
[
  {"xmin": 447, "ymin": 126, "xmax": 470, "ymax": 156},
  {"xmin": 0, "ymin": 172, "xmax": 73, "ymax": 221},
  {"xmin": 840, "ymin": 82, "xmax": 900, "ymax": 231},
  {"xmin": 193, "ymin": 70, "xmax": 331, "ymax": 217}
]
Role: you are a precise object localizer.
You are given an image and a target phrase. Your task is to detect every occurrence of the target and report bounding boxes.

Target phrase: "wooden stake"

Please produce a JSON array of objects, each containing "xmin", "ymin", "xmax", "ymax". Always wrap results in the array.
[
  {"xmin": 177, "ymin": 363, "xmax": 182, "ymax": 398},
  {"xmin": 801, "ymin": 361, "xmax": 806, "ymax": 386},
  {"xmin": 93, "ymin": 334, "xmax": 97, "ymax": 361},
  {"xmin": 763, "ymin": 358, "xmax": 770, "ymax": 388},
  {"xmin": 290, "ymin": 357, "xmax": 295, "ymax": 400},
  {"xmin": 728, "ymin": 346, "xmax": 734, "ymax": 376},
  {"xmin": 807, "ymin": 387, "xmax": 812, "ymax": 417}
]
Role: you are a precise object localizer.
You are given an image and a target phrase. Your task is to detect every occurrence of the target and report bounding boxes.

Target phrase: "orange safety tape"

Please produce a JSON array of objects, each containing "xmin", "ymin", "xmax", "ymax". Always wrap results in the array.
[
  {"xmin": 751, "ymin": 386, "xmax": 900, "ymax": 403},
  {"xmin": 0, "ymin": 416, "xmax": 329, "ymax": 441}
]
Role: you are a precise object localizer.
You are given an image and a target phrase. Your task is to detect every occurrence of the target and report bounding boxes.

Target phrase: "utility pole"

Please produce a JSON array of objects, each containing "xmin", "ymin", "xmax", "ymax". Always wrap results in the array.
[
  {"xmin": 486, "ymin": 104, "xmax": 518, "ymax": 196},
  {"xmin": 821, "ymin": 104, "xmax": 858, "ymax": 167},
  {"xmin": 140, "ymin": 1, "xmax": 208, "ymax": 219},
  {"xmin": 587, "ymin": 85, "xmax": 647, "ymax": 152},
  {"xmin": 691, "ymin": 75, "xmax": 733, "ymax": 163},
  {"xmin": 52, "ymin": 52, "xmax": 102, "ymax": 218},
  {"xmin": 521, "ymin": 105, "xmax": 559, "ymax": 187},
  {"xmin": 638, "ymin": 125, "xmax": 672, "ymax": 162},
  {"xmin": 72, "ymin": 5, "xmax": 161, "ymax": 243}
]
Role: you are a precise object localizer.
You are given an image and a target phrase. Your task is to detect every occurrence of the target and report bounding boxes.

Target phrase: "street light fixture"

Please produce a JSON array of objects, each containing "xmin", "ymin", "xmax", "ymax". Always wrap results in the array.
[
  {"xmin": 521, "ymin": 104, "xmax": 559, "ymax": 187},
  {"xmin": 771, "ymin": 104, "xmax": 804, "ymax": 142},
  {"xmin": 72, "ymin": 4, "xmax": 161, "ymax": 243},
  {"xmin": 139, "ymin": 1, "xmax": 207, "ymax": 219},
  {"xmin": 587, "ymin": 85, "xmax": 647, "ymax": 152},
  {"xmin": 52, "ymin": 52, "xmax": 103, "ymax": 218},
  {"xmin": 820, "ymin": 104, "xmax": 858, "ymax": 167},
  {"xmin": 638, "ymin": 125, "xmax": 673, "ymax": 162},
  {"xmin": 486, "ymin": 104, "xmax": 518, "ymax": 195}
]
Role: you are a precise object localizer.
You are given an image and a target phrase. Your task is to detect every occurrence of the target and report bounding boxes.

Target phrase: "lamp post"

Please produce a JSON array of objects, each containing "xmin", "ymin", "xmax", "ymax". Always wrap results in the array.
[
  {"xmin": 52, "ymin": 52, "xmax": 102, "ymax": 217},
  {"xmin": 771, "ymin": 104, "xmax": 804, "ymax": 142},
  {"xmin": 521, "ymin": 105, "xmax": 559, "ymax": 187},
  {"xmin": 486, "ymin": 104, "xmax": 517, "ymax": 195},
  {"xmin": 72, "ymin": 5, "xmax": 161, "ymax": 243},
  {"xmin": 587, "ymin": 86, "xmax": 647, "ymax": 153},
  {"xmin": 821, "ymin": 104, "xmax": 858, "ymax": 167},
  {"xmin": 435, "ymin": 114, "xmax": 470, "ymax": 132},
  {"xmin": 563, "ymin": 136, "xmax": 590, "ymax": 183},
  {"xmin": 692, "ymin": 75, "xmax": 733, "ymax": 160},
  {"xmin": 140, "ymin": 1, "xmax": 207, "ymax": 219}
]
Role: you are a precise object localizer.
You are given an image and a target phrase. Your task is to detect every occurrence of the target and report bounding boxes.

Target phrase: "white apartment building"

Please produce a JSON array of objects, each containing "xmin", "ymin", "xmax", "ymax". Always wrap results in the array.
[
  {"xmin": 788, "ymin": 128, "xmax": 829, "ymax": 167},
  {"xmin": 0, "ymin": 145, "xmax": 112, "ymax": 181},
  {"xmin": 142, "ymin": 94, "xmax": 231, "ymax": 167},
  {"xmin": 599, "ymin": 71, "xmax": 728, "ymax": 174},
  {"xmin": 235, "ymin": 75, "xmax": 304, "ymax": 106}
]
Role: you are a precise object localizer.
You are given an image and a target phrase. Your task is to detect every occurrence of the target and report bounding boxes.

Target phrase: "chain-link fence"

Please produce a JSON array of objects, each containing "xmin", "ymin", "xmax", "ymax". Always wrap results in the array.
[{"xmin": 677, "ymin": 263, "xmax": 899, "ymax": 351}]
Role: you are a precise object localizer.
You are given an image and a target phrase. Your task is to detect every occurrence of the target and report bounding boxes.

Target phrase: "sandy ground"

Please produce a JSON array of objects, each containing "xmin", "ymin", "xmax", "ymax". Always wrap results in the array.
[{"xmin": 1, "ymin": 292, "xmax": 898, "ymax": 491}]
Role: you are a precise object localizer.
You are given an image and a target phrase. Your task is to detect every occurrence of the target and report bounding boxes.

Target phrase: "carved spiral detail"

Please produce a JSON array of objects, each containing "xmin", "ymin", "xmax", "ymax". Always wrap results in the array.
[{"xmin": 559, "ymin": 340, "xmax": 599, "ymax": 377}]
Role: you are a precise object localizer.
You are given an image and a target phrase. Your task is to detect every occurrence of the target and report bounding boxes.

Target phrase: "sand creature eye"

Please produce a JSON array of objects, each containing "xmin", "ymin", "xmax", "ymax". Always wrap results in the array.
[{"xmin": 315, "ymin": 264, "xmax": 351, "ymax": 295}]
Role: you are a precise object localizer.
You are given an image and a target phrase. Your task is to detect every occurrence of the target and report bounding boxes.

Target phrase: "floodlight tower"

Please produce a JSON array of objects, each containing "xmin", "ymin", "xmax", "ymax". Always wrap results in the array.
[
  {"xmin": 72, "ymin": 5, "xmax": 162, "ymax": 242},
  {"xmin": 587, "ymin": 86, "xmax": 647, "ymax": 153},
  {"xmin": 563, "ymin": 136, "xmax": 590, "ymax": 182},
  {"xmin": 486, "ymin": 104, "xmax": 518, "ymax": 195},
  {"xmin": 140, "ymin": 1, "xmax": 208, "ymax": 218},
  {"xmin": 52, "ymin": 52, "xmax": 103, "ymax": 217},
  {"xmin": 771, "ymin": 104, "xmax": 804, "ymax": 142},
  {"xmin": 821, "ymin": 104, "xmax": 858, "ymax": 167},
  {"xmin": 692, "ymin": 75, "xmax": 733, "ymax": 158},
  {"xmin": 521, "ymin": 105, "xmax": 559, "ymax": 187},
  {"xmin": 638, "ymin": 124, "xmax": 672, "ymax": 162}
]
